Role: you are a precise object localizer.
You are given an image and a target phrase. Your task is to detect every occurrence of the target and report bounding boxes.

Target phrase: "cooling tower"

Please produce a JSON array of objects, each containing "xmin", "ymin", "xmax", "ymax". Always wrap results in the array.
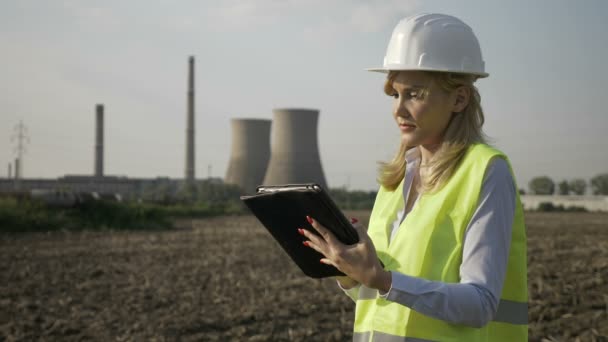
[
  {"xmin": 225, "ymin": 119, "xmax": 271, "ymax": 194},
  {"xmin": 263, "ymin": 108, "xmax": 328, "ymax": 188},
  {"xmin": 95, "ymin": 104, "xmax": 104, "ymax": 178}
]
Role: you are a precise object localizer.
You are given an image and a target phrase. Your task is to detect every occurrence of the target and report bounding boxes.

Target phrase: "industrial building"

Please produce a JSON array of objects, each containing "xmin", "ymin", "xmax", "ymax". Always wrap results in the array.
[
  {"xmin": 0, "ymin": 57, "xmax": 202, "ymax": 201},
  {"xmin": 2, "ymin": 58, "xmax": 332, "ymax": 201}
]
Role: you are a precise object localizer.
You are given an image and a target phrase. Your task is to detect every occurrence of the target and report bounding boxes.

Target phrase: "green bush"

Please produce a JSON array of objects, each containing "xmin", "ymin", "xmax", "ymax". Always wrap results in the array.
[
  {"xmin": 161, "ymin": 200, "xmax": 246, "ymax": 218},
  {"xmin": 68, "ymin": 201, "xmax": 172, "ymax": 230},
  {"xmin": 0, "ymin": 198, "xmax": 66, "ymax": 232},
  {"xmin": 329, "ymin": 188, "xmax": 377, "ymax": 210},
  {"xmin": 537, "ymin": 202, "xmax": 563, "ymax": 212},
  {"xmin": 0, "ymin": 199, "xmax": 173, "ymax": 232},
  {"xmin": 536, "ymin": 202, "xmax": 588, "ymax": 212},
  {"xmin": 565, "ymin": 205, "xmax": 588, "ymax": 212},
  {"xmin": 0, "ymin": 197, "xmax": 249, "ymax": 233}
]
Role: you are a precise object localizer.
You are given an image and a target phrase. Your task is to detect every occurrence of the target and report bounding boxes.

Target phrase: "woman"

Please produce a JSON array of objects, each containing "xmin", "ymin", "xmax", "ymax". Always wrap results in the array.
[{"xmin": 299, "ymin": 13, "xmax": 527, "ymax": 341}]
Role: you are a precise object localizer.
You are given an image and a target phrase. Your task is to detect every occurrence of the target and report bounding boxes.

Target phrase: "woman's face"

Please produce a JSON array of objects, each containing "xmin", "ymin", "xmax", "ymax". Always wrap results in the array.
[{"xmin": 389, "ymin": 71, "xmax": 460, "ymax": 148}]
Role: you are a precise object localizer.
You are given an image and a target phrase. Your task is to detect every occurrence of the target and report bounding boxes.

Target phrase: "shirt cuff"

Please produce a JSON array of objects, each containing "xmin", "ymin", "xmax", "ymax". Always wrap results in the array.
[
  {"xmin": 336, "ymin": 279, "xmax": 361, "ymax": 301},
  {"xmin": 383, "ymin": 271, "xmax": 424, "ymax": 308},
  {"xmin": 378, "ymin": 271, "xmax": 395, "ymax": 299}
]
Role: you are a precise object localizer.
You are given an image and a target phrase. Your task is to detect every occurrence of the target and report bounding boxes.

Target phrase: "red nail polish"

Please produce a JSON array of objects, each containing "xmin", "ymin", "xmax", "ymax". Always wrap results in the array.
[
  {"xmin": 303, "ymin": 241, "xmax": 309, "ymax": 247},
  {"xmin": 298, "ymin": 228, "xmax": 305, "ymax": 236},
  {"xmin": 319, "ymin": 259, "xmax": 325, "ymax": 264},
  {"xmin": 351, "ymin": 218, "xmax": 358, "ymax": 224},
  {"xmin": 306, "ymin": 216, "xmax": 313, "ymax": 224}
]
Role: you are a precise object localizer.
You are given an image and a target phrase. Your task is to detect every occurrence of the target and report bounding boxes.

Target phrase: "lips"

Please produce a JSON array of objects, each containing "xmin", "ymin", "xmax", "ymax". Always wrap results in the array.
[{"xmin": 398, "ymin": 121, "xmax": 416, "ymax": 133}]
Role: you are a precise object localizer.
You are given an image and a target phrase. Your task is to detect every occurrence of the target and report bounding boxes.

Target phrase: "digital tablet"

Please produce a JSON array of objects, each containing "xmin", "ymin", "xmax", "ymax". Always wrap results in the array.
[{"xmin": 240, "ymin": 183, "xmax": 358, "ymax": 278}]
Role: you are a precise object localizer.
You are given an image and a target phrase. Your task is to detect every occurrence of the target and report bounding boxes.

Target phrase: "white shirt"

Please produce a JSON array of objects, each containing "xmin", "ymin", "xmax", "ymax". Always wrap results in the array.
[{"xmin": 339, "ymin": 146, "xmax": 516, "ymax": 328}]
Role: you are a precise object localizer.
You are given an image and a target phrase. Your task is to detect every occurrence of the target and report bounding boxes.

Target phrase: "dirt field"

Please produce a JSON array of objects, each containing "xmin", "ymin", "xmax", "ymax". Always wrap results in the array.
[{"xmin": 1, "ymin": 211, "xmax": 607, "ymax": 341}]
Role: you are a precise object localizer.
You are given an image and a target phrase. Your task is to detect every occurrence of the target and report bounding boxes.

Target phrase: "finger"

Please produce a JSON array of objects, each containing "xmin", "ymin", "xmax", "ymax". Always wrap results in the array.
[
  {"xmin": 303, "ymin": 240, "xmax": 328, "ymax": 257},
  {"xmin": 320, "ymin": 258, "xmax": 339, "ymax": 269},
  {"xmin": 351, "ymin": 221, "xmax": 368, "ymax": 241},
  {"xmin": 299, "ymin": 227, "xmax": 327, "ymax": 247},
  {"xmin": 307, "ymin": 215, "xmax": 338, "ymax": 244},
  {"xmin": 351, "ymin": 217, "xmax": 369, "ymax": 233}
]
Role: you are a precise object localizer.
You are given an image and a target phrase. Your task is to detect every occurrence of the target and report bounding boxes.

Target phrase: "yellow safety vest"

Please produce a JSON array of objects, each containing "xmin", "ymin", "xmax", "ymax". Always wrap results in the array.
[{"xmin": 354, "ymin": 143, "xmax": 527, "ymax": 342}]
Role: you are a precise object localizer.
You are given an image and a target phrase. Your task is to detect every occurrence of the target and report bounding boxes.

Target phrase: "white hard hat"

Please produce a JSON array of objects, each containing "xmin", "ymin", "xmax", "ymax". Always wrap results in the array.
[{"xmin": 367, "ymin": 13, "xmax": 488, "ymax": 78}]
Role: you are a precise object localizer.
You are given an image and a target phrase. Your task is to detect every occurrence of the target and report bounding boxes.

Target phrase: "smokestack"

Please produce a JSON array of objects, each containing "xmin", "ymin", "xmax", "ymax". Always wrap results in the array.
[
  {"xmin": 95, "ymin": 104, "xmax": 104, "ymax": 178},
  {"xmin": 8, "ymin": 163, "xmax": 11, "ymax": 179},
  {"xmin": 185, "ymin": 56, "xmax": 195, "ymax": 184},
  {"xmin": 225, "ymin": 119, "xmax": 271, "ymax": 194},
  {"xmin": 263, "ymin": 108, "xmax": 328, "ymax": 188}
]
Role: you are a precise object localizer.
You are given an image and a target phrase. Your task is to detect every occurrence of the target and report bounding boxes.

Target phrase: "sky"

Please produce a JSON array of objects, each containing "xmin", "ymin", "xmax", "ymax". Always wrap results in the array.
[{"xmin": 1, "ymin": 0, "xmax": 607, "ymax": 191}]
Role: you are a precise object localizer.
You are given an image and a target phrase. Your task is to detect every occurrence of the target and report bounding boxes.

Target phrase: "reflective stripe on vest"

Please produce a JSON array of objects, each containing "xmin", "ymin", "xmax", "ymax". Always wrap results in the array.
[
  {"xmin": 494, "ymin": 299, "xmax": 528, "ymax": 325},
  {"xmin": 354, "ymin": 331, "xmax": 437, "ymax": 342},
  {"xmin": 357, "ymin": 294, "xmax": 527, "ymax": 326},
  {"xmin": 358, "ymin": 286, "xmax": 377, "ymax": 300},
  {"xmin": 353, "ymin": 144, "xmax": 528, "ymax": 342}
]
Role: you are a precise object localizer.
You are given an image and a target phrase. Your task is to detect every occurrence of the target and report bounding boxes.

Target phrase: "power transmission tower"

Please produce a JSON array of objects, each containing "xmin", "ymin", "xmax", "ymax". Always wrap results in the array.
[{"xmin": 10, "ymin": 120, "xmax": 29, "ymax": 179}]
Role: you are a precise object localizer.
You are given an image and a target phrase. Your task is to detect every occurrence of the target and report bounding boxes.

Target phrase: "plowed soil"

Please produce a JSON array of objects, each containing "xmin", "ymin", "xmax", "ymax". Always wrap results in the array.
[{"xmin": 1, "ymin": 211, "xmax": 607, "ymax": 341}]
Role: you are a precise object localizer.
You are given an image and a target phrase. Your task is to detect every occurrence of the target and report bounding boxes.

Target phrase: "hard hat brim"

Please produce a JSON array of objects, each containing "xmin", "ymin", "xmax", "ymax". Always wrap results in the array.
[
  {"xmin": 365, "ymin": 66, "xmax": 489, "ymax": 78},
  {"xmin": 365, "ymin": 68, "xmax": 390, "ymax": 73}
]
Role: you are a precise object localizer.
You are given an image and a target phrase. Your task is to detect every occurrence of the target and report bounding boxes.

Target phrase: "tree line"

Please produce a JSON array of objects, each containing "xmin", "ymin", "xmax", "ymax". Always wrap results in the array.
[{"xmin": 526, "ymin": 173, "xmax": 608, "ymax": 195}]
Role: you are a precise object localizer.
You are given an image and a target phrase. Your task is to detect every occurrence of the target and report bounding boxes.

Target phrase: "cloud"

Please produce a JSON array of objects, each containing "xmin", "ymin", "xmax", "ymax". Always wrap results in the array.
[
  {"xmin": 350, "ymin": 0, "xmax": 421, "ymax": 33},
  {"xmin": 296, "ymin": 0, "xmax": 421, "ymax": 46},
  {"xmin": 196, "ymin": 0, "xmax": 421, "ymax": 33},
  {"xmin": 197, "ymin": 0, "xmax": 292, "ymax": 31},
  {"xmin": 60, "ymin": 0, "xmax": 123, "ymax": 33}
]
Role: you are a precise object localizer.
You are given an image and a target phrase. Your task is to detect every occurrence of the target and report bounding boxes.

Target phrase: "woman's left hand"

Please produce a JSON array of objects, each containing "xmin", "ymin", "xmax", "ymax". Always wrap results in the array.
[{"xmin": 300, "ymin": 216, "xmax": 392, "ymax": 292}]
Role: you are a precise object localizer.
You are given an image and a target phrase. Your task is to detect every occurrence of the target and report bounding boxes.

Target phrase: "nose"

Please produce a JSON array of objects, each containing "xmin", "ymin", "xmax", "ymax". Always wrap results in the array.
[{"xmin": 393, "ymin": 98, "xmax": 411, "ymax": 119}]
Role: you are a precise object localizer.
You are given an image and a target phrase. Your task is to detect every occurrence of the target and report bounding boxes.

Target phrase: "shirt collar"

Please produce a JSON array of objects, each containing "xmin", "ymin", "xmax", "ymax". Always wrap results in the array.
[{"xmin": 405, "ymin": 146, "xmax": 421, "ymax": 164}]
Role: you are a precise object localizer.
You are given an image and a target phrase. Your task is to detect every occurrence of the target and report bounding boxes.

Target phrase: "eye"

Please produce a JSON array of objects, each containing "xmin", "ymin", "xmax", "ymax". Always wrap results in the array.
[
  {"xmin": 407, "ymin": 91, "xmax": 418, "ymax": 98},
  {"xmin": 389, "ymin": 89, "xmax": 425, "ymax": 100}
]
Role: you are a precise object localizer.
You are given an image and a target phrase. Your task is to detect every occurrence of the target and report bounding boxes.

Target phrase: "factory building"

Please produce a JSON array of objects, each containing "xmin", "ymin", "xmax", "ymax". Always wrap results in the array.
[
  {"xmin": 0, "ymin": 57, "xmax": 202, "ymax": 201},
  {"xmin": 1, "ymin": 58, "xmax": 333, "ymax": 201}
]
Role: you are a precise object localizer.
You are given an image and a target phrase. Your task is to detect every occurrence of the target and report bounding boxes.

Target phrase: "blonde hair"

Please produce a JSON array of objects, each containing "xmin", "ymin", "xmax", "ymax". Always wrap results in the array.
[{"xmin": 377, "ymin": 71, "xmax": 488, "ymax": 193}]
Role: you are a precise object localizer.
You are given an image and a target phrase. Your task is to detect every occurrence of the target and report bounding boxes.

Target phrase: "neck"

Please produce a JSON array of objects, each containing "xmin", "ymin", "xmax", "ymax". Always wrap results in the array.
[{"xmin": 419, "ymin": 143, "xmax": 442, "ymax": 165}]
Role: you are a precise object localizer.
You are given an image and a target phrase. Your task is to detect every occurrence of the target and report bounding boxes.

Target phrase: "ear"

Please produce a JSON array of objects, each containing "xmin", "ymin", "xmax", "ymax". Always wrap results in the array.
[{"xmin": 452, "ymin": 86, "xmax": 471, "ymax": 113}]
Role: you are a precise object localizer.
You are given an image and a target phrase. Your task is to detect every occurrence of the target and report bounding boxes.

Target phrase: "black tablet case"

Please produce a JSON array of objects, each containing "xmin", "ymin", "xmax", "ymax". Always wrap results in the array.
[{"xmin": 240, "ymin": 183, "xmax": 359, "ymax": 278}]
